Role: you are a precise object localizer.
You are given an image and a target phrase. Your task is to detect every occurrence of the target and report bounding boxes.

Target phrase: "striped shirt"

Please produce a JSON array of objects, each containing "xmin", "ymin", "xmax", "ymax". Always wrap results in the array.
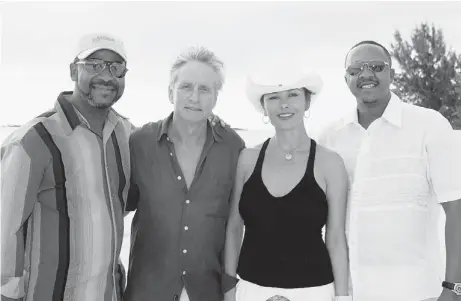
[
  {"xmin": 318, "ymin": 93, "xmax": 461, "ymax": 301},
  {"xmin": 1, "ymin": 92, "xmax": 132, "ymax": 301}
]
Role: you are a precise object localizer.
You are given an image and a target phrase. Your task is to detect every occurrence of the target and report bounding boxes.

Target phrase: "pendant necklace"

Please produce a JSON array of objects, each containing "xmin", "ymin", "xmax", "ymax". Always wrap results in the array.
[{"xmin": 275, "ymin": 138, "xmax": 309, "ymax": 161}]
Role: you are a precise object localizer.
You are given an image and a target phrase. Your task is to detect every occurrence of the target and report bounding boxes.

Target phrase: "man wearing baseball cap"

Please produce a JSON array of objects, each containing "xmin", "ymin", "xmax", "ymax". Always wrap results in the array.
[{"xmin": 1, "ymin": 33, "xmax": 132, "ymax": 301}]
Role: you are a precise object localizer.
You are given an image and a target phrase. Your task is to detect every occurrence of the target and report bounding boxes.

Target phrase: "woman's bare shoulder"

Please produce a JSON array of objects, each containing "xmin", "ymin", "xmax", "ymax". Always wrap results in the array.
[
  {"xmin": 314, "ymin": 142, "xmax": 346, "ymax": 172},
  {"xmin": 239, "ymin": 143, "xmax": 263, "ymax": 164},
  {"xmin": 238, "ymin": 142, "xmax": 265, "ymax": 175}
]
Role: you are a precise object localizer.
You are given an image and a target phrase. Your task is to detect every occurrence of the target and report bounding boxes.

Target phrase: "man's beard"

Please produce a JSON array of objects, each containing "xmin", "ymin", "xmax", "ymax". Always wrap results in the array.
[{"xmin": 77, "ymin": 84, "xmax": 119, "ymax": 109}]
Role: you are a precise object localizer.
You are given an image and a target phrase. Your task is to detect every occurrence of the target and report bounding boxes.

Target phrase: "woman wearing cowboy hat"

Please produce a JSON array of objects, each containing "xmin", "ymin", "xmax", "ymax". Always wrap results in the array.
[{"xmin": 223, "ymin": 66, "xmax": 351, "ymax": 301}]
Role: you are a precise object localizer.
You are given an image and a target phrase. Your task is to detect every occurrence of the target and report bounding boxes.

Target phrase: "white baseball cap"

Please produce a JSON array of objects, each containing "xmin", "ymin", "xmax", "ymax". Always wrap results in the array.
[{"xmin": 75, "ymin": 33, "xmax": 127, "ymax": 62}]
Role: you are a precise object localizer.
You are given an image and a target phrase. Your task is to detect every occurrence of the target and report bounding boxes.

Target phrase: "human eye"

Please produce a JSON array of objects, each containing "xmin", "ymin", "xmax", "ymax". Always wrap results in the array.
[
  {"xmin": 370, "ymin": 61, "xmax": 386, "ymax": 72},
  {"xmin": 179, "ymin": 83, "xmax": 192, "ymax": 90},
  {"xmin": 83, "ymin": 60, "xmax": 104, "ymax": 73},
  {"xmin": 86, "ymin": 60, "xmax": 103, "ymax": 66},
  {"xmin": 346, "ymin": 65, "xmax": 362, "ymax": 76},
  {"xmin": 199, "ymin": 86, "xmax": 211, "ymax": 93}
]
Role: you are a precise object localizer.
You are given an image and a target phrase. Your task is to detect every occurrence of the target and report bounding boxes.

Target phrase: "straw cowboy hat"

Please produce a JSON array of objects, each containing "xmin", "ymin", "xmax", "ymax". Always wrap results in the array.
[{"xmin": 245, "ymin": 65, "xmax": 323, "ymax": 114}]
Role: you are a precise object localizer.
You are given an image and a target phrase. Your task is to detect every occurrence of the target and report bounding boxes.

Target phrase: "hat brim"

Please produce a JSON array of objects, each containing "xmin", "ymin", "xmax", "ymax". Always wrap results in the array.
[
  {"xmin": 77, "ymin": 47, "xmax": 127, "ymax": 62},
  {"xmin": 246, "ymin": 72, "xmax": 323, "ymax": 114}
]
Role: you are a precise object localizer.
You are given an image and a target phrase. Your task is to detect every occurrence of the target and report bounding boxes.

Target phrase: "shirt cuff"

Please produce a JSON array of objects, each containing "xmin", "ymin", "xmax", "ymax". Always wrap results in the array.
[
  {"xmin": 221, "ymin": 273, "xmax": 239, "ymax": 294},
  {"xmin": 436, "ymin": 189, "xmax": 461, "ymax": 204},
  {"xmin": 1, "ymin": 276, "xmax": 25, "ymax": 299}
]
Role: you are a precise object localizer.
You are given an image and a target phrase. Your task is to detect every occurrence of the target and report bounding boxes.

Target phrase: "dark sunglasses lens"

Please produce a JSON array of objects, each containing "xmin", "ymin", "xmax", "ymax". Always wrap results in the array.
[
  {"xmin": 110, "ymin": 63, "xmax": 127, "ymax": 78},
  {"xmin": 84, "ymin": 62, "xmax": 104, "ymax": 74},
  {"xmin": 347, "ymin": 66, "xmax": 362, "ymax": 76},
  {"xmin": 369, "ymin": 61, "xmax": 386, "ymax": 72}
]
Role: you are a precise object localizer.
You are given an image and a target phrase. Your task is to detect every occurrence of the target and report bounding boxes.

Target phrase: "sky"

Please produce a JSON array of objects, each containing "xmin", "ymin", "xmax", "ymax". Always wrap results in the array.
[{"xmin": 2, "ymin": 1, "xmax": 461, "ymax": 136}]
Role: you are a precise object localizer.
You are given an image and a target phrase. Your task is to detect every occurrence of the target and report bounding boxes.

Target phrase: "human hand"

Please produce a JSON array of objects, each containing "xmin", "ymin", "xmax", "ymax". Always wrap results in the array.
[
  {"xmin": 223, "ymin": 288, "xmax": 236, "ymax": 301},
  {"xmin": 429, "ymin": 288, "xmax": 460, "ymax": 301},
  {"xmin": 208, "ymin": 114, "xmax": 229, "ymax": 128}
]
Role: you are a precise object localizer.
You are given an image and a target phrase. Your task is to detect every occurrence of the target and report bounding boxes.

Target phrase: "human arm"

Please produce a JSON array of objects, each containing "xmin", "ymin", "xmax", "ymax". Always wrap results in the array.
[
  {"xmin": 208, "ymin": 114, "xmax": 230, "ymax": 128},
  {"xmin": 439, "ymin": 200, "xmax": 461, "ymax": 301},
  {"xmin": 425, "ymin": 114, "xmax": 461, "ymax": 301},
  {"xmin": 223, "ymin": 150, "xmax": 249, "ymax": 300},
  {"xmin": 1, "ymin": 141, "xmax": 44, "ymax": 300},
  {"xmin": 323, "ymin": 149, "xmax": 350, "ymax": 297}
]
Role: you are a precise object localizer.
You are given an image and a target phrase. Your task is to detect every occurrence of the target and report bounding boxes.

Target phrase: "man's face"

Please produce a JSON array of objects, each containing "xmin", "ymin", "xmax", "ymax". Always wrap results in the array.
[
  {"xmin": 169, "ymin": 61, "xmax": 219, "ymax": 123},
  {"xmin": 71, "ymin": 49, "xmax": 126, "ymax": 109},
  {"xmin": 345, "ymin": 44, "xmax": 394, "ymax": 107}
]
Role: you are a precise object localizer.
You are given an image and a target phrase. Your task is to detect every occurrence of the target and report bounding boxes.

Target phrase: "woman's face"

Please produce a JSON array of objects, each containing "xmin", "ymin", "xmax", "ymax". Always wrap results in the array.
[{"xmin": 262, "ymin": 88, "xmax": 310, "ymax": 130}]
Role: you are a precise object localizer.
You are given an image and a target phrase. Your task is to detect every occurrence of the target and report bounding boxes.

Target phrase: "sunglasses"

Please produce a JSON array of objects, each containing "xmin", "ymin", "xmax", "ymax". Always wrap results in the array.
[
  {"xmin": 76, "ymin": 59, "xmax": 128, "ymax": 78},
  {"xmin": 346, "ymin": 60, "xmax": 389, "ymax": 76}
]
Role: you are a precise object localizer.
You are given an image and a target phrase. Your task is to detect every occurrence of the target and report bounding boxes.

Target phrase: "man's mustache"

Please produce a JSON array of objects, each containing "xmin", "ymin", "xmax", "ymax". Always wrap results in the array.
[{"xmin": 91, "ymin": 79, "xmax": 118, "ymax": 89}]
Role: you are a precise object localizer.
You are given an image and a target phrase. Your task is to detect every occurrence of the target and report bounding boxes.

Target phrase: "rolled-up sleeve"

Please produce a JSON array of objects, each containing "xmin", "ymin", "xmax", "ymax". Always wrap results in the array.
[
  {"xmin": 425, "ymin": 114, "xmax": 461, "ymax": 203},
  {"xmin": 1, "ymin": 141, "xmax": 42, "ymax": 300}
]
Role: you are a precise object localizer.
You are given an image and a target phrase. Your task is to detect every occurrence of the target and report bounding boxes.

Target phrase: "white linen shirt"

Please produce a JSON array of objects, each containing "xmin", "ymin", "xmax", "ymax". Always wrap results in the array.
[{"xmin": 318, "ymin": 93, "xmax": 461, "ymax": 301}]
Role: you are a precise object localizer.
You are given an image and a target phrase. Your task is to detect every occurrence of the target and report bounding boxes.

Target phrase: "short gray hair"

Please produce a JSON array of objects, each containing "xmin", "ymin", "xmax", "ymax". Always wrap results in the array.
[{"xmin": 169, "ymin": 46, "xmax": 225, "ymax": 92}]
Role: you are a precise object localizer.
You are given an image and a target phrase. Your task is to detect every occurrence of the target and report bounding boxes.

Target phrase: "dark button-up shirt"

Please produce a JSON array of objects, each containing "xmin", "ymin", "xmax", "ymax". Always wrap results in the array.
[{"xmin": 124, "ymin": 113, "xmax": 245, "ymax": 301}]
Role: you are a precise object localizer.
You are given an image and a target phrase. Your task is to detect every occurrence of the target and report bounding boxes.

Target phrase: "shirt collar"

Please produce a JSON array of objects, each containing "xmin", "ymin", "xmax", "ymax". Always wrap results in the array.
[
  {"xmin": 381, "ymin": 92, "xmax": 403, "ymax": 128},
  {"xmin": 56, "ymin": 91, "xmax": 126, "ymax": 135},
  {"xmin": 156, "ymin": 112, "xmax": 224, "ymax": 143},
  {"xmin": 341, "ymin": 92, "xmax": 403, "ymax": 129},
  {"xmin": 343, "ymin": 107, "xmax": 360, "ymax": 127}
]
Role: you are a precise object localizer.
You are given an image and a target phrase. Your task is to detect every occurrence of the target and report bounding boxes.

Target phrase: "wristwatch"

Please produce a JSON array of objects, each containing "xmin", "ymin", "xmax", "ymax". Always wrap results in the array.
[{"xmin": 442, "ymin": 281, "xmax": 461, "ymax": 296}]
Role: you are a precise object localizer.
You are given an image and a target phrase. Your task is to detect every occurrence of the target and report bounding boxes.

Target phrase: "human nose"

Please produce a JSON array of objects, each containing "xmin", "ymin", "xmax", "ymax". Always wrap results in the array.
[
  {"xmin": 189, "ymin": 86, "xmax": 200, "ymax": 103},
  {"xmin": 279, "ymin": 94, "xmax": 290, "ymax": 108},
  {"xmin": 360, "ymin": 63, "xmax": 375, "ymax": 76}
]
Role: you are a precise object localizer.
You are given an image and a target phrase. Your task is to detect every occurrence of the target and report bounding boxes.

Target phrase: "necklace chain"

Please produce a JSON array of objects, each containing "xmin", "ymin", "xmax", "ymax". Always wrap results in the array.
[{"xmin": 275, "ymin": 137, "xmax": 309, "ymax": 161}]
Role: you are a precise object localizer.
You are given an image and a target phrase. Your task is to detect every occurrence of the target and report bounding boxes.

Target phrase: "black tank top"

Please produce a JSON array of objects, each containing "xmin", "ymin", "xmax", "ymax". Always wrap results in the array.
[{"xmin": 237, "ymin": 138, "xmax": 334, "ymax": 288}]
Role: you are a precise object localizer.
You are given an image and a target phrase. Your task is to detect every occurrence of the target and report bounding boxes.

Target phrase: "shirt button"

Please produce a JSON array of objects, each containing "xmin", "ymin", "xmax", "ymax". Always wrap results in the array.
[
  {"xmin": 184, "ymin": 226, "xmax": 189, "ymax": 230},
  {"xmin": 185, "ymin": 200, "xmax": 190, "ymax": 204},
  {"xmin": 177, "ymin": 176, "xmax": 182, "ymax": 180},
  {"xmin": 183, "ymin": 249, "xmax": 188, "ymax": 254}
]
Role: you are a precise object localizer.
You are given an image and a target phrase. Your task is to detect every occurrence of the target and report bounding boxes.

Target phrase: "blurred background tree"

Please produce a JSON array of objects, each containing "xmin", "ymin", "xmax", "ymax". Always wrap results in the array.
[{"xmin": 390, "ymin": 22, "xmax": 461, "ymax": 129}]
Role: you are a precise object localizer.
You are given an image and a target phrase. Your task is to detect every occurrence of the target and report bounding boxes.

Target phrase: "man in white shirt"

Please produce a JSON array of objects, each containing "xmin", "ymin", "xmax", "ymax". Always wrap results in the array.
[{"xmin": 318, "ymin": 40, "xmax": 461, "ymax": 301}]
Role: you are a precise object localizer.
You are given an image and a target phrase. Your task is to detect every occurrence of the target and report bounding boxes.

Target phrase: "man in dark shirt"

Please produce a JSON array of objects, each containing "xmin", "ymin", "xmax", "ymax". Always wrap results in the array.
[{"xmin": 124, "ymin": 46, "xmax": 245, "ymax": 301}]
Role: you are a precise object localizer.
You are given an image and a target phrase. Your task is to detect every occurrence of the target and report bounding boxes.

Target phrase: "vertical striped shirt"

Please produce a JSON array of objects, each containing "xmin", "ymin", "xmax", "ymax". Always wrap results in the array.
[{"xmin": 1, "ymin": 92, "xmax": 132, "ymax": 301}]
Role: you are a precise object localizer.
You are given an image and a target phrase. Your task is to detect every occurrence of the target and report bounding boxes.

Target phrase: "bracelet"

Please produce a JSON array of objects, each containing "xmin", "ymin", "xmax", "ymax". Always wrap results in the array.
[{"xmin": 335, "ymin": 296, "xmax": 353, "ymax": 301}]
